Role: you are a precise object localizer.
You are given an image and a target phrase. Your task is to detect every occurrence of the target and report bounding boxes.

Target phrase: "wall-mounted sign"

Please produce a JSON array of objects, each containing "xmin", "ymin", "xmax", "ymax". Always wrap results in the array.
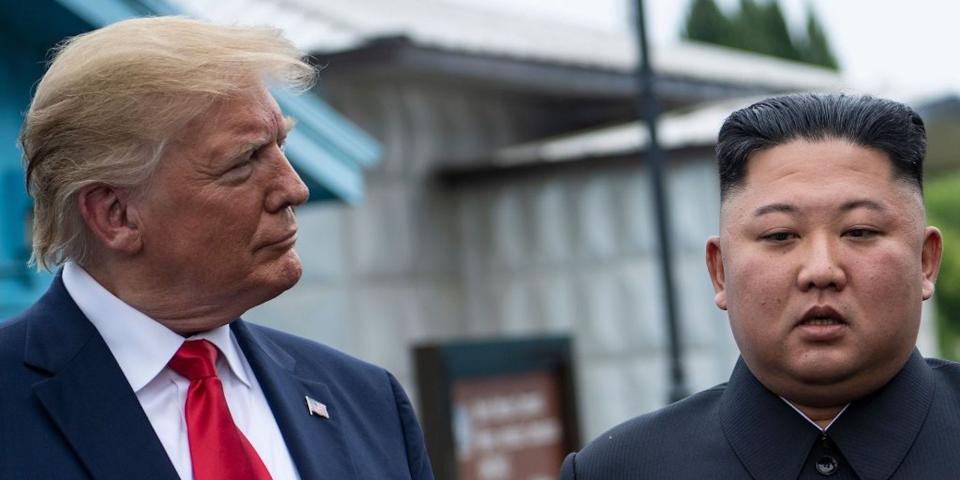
[{"xmin": 415, "ymin": 337, "xmax": 579, "ymax": 480}]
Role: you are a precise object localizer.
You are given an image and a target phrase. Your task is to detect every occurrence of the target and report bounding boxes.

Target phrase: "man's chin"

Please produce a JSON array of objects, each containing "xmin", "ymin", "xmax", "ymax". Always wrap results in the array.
[
  {"xmin": 781, "ymin": 351, "xmax": 860, "ymax": 383},
  {"xmin": 757, "ymin": 361, "xmax": 863, "ymax": 408},
  {"xmin": 274, "ymin": 253, "xmax": 303, "ymax": 289},
  {"xmin": 255, "ymin": 253, "xmax": 304, "ymax": 300},
  {"xmin": 790, "ymin": 366, "xmax": 857, "ymax": 387}
]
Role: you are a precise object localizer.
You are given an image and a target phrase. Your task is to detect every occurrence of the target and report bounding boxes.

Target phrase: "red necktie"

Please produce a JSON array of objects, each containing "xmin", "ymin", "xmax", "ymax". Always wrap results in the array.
[{"xmin": 168, "ymin": 340, "xmax": 272, "ymax": 480}]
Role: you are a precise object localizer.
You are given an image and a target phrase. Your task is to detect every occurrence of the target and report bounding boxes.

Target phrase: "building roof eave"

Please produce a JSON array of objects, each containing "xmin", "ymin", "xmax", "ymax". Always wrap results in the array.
[{"xmin": 311, "ymin": 39, "xmax": 837, "ymax": 104}]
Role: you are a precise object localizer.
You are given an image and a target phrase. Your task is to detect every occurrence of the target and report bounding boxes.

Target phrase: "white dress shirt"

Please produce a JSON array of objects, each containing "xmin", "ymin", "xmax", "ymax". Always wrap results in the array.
[
  {"xmin": 780, "ymin": 396, "xmax": 850, "ymax": 432},
  {"xmin": 62, "ymin": 262, "xmax": 300, "ymax": 480}
]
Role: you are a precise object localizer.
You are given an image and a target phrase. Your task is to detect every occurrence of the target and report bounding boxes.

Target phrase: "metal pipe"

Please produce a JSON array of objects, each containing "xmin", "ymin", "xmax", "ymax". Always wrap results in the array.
[{"xmin": 633, "ymin": 0, "xmax": 689, "ymax": 403}]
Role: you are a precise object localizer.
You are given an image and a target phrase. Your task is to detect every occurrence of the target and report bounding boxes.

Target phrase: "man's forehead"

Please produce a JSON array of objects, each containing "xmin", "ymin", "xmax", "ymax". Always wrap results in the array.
[
  {"xmin": 180, "ymin": 92, "xmax": 290, "ymax": 160},
  {"xmin": 213, "ymin": 93, "xmax": 284, "ymax": 132},
  {"xmin": 720, "ymin": 180, "xmax": 921, "ymax": 213},
  {"xmin": 726, "ymin": 140, "xmax": 904, "ymax": 196},
  {"xmin": 217, "ymin": 112, "xmax": 285, "ymax": 138},
  {"xmin": 718, "ymin": 140, "xmax": 924, "ymax": 222}
]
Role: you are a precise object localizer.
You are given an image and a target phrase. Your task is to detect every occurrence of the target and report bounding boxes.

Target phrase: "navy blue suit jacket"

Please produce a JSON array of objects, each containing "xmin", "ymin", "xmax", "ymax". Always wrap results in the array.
[
  {"xmin": 0, "ymin": 275, "xmax": 434, "ymax": 479},
  {"xmin": 562, "ymin": 351, "xmax": 960, "ymax": 479}
]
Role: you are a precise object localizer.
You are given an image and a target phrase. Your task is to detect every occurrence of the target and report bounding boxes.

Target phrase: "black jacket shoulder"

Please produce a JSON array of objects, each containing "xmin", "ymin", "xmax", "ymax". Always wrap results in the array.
[{"xmin": 569, "ymin": 384, "xmax": 729, "ymax": 479}]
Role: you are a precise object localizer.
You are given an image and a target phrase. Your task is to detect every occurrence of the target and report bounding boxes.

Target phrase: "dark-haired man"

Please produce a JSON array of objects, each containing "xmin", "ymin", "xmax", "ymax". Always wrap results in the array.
[{"xmin": 561, "ymin": 94, "xmax": 957, "ymax": 479}]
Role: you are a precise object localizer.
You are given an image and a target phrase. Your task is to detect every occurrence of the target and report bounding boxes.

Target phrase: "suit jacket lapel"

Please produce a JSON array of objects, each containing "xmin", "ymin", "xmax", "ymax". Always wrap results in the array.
[
  {"xmin": 232, "ymin": 320, "xmax": 360, "ymax": 480},
  {"xmin": 25, "ymin": 275, "xmax": 179, "ymax": 480}
]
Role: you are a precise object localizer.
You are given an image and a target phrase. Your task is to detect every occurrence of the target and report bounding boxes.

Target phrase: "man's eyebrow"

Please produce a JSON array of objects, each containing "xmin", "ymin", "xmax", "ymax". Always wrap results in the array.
[
  {"xmin": 752, "ymin": 199, "xmax": 886, "ymax": 218},
  {"xmin": 222, "ymin": 139, "xmax": 260, "ymax": 162},
  {"xmin": 754, "ymin": 203, "xmax": 796, "ymax": 217},
  {"xmin": 217, "ymin": 116, "xmax": 295, "ymax": 161},
  {"xmin": 282, "ymin": 116, "xmax": 296, "ymax": 136},
  {"xmin": 839, "ymin": 199, "xmax": 885, "ymax": 212}
]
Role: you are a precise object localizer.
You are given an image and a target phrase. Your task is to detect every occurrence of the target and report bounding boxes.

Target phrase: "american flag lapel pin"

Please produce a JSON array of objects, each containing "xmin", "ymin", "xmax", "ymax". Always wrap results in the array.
[{"xmin": 305, "ymin": 396, "xmax": 330, "ymax": 419}]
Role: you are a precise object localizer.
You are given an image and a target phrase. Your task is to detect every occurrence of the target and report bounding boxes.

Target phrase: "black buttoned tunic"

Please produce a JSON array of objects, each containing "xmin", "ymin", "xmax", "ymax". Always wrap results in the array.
[{"xmin": 562, "ymin": 351, "xmax": 960, "ymax": 479}]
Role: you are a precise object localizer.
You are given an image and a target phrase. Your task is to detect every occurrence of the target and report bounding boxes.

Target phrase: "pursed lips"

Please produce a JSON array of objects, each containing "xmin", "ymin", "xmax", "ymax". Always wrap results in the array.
[{"xmin": 257, "ymin": 228, "xmax": 298, "ymax": 251}]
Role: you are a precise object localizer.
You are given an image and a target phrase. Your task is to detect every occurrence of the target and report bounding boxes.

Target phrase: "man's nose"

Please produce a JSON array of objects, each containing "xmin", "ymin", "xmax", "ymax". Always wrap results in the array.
[
  {"xmin": 796, "ymin": 234, "xmax": 847, "ymax": 291},
  {"xmin": 265, "ymin": 149, "xmax": 310, "ymax": 213}
]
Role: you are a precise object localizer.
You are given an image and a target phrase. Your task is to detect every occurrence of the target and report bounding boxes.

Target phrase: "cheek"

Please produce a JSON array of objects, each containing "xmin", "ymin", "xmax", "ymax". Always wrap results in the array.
[
  {"xmin": 723, "ymin": 254, "xmax": 792, "ymax": 351},
  {"xmin": 725, "ymin": 253, "xmax": 790, "ymax": 316},
  {"xmin": 848, "ymin": 245, "xmax": 923, "ymax": 328},
  {"xmin": 190, "ymin": 200, "xmax": 262, "ymax": 244},
  {"xmin": 855, "ymin": 235, "xmax": 922, "ymax": 286},
  {"xmin": 154, "ymin": 208, "xmax": 261, "ymax": 266}
]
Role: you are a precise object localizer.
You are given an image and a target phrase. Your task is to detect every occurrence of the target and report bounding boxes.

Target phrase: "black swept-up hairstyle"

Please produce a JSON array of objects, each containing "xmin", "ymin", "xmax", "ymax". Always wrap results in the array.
[{"xmin": 716, "ymin": 93, "xmax": 927, "ymax": 201}]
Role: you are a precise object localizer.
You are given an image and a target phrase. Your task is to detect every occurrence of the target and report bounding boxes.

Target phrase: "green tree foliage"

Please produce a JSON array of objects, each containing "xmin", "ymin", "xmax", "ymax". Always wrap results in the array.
[
  {"xmin": 762, "ymin": 2, "xmax": 803, "ymax": 61},
  {"xmin": 926, "ymin": 174, "xmax": 960, "ymax": 359},
  {"xmin": 683, "ymin": 0, "xmax": 840, "ymax": 71},
  {"xmin": 685, "ymin": 0, "xmax": 732, "ymax": 45},
  {"xmin": 800, "ymin": 7, "xmax": 839, "ymax": 70}
]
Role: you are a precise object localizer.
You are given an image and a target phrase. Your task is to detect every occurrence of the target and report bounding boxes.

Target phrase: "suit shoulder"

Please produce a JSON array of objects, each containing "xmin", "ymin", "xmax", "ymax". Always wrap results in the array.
[
  {"xmin": 0, "ymin": 312, "xmax": 31, "ymax": 358},
  {"xmin": 571, "ymin": 384, "xmax": 727, "ymax": 476},
  {"xmin": 926, "ymin": 356, "xmax": 960, "ymax": 372},
  {"xmin": 589, "ymin": 383, "xmax": 724, "ymax": 443},
  {"xmin": 0, "ymin": 312, "xmax": 29, "ymax": 335},
  {"xmin": 926, "ymin": 356, "xmax": 960, "ymax": 386},
  {"xmin": 242, "ymin": 321, "xmax": 389, "ymax": 379},
  {"xmin": 241, "ymin": 322, "xmax": 431, "ymax": 477}
]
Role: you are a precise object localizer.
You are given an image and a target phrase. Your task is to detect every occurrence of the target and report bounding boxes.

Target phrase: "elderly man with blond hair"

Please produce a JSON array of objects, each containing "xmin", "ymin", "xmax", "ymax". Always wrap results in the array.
[{"xmin": 0, "ymin": 16, "xmax": 433, "ymax": 480}]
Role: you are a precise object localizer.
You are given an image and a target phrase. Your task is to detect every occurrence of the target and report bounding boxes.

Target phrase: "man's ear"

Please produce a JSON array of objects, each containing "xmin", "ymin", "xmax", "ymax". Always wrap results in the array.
[
  {"xmin": 706, "ymin": 236, "xmax": 728, "ymax": 310},
  {"xmin": 77, "ymin": 184, "xmax": 143, "ymax": 256},
  {"xmin": 921, "ymin": 226, "xmax": 943, "ymax": 301}
]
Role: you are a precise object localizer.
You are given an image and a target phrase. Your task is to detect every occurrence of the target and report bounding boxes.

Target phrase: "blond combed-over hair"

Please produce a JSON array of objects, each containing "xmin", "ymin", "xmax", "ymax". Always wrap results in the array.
[{"xmin": 20, "ymin": 16, "xmax": 316, "ymax": 270}]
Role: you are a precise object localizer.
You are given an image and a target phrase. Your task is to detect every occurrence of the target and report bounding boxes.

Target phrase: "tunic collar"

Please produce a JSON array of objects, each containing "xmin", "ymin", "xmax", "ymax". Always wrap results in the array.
[{"xmin": 719, "ymin": 350, "xmax": 934, "ymax": 480}]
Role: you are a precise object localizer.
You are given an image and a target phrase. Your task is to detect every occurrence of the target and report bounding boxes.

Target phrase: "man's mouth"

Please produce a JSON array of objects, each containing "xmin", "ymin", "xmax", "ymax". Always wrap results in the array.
[
  {"xmin": 257, "ymin": 229, "xmax": 298, "ymax": 251},
  {"xmin": 800, "ymin": 317, "xmax": 843, "ymax": 326},
  {"xmin": 797, "ymin": 305, "xmax": 848, "ymax": 327}
]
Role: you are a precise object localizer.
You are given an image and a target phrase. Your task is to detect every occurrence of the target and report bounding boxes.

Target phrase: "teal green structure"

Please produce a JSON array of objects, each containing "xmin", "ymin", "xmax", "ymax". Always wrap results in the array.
[{"xmin": 0, "ymin": 0, "xmax": 380, "ymax": 318}]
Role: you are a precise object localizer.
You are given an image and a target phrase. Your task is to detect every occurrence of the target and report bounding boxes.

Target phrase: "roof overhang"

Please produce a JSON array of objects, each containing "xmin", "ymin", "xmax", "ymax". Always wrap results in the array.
[
  {"xmin": 436, "ymin": 144, "xmax": 715, "ymax": 189},
  {"xmin": 437, "ymin": 93, "xmax": 960, "ymax": 186},
  {"xmin": 311, "ymin": 37, "xmax": 806, "ymax": 108}
]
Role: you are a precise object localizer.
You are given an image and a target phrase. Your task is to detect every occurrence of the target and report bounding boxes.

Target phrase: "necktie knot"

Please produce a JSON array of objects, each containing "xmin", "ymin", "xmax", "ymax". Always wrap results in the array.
[{"xmin": 169, "ymin": 340, "xmax": 219, "ymax": 381}]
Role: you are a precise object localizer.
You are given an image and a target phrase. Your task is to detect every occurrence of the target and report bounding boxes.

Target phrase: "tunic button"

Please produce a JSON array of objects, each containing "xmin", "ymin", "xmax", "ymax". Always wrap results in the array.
[{"xmin": 816, "ymin": 455, "xmax": 838, "ymax": 476}]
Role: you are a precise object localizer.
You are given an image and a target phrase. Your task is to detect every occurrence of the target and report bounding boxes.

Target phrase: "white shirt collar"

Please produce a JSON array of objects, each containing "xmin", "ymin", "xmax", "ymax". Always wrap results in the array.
[
  {"xmin": 62, "ymin": 262, "xmax": 251, "ymax": 391},
  {"xmin": 779, "ymin": 396, "xmax": 850, "ymax": 432}
]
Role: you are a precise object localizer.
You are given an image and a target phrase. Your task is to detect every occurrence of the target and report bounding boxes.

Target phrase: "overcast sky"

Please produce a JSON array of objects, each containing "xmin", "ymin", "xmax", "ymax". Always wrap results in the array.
[{"xmin": 447, "ymin": 0, "xmax": 960, "ymax": 97}]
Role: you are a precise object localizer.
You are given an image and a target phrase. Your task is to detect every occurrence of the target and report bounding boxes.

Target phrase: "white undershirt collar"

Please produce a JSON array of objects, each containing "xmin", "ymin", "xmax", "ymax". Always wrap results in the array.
[{"xmin": 779, "ymin": 396, "xmax": 850, "ymax": 432}]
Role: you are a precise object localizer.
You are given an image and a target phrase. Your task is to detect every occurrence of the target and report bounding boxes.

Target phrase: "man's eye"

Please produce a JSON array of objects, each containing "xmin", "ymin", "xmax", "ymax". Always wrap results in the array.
[
  {"xmin": 223, "ymin": 155, "xmax": 255, "ymax": 179},
  {"xmin": 845, "ymin": 228, "xmax": 879, "ymax": 239},
  {"xmin": 231, "ymin": 159, "xmax": 254, "ymax": 171},
  {"xmin": 762, "ymin": 232, "xmax": 795, "ymax": 242}
]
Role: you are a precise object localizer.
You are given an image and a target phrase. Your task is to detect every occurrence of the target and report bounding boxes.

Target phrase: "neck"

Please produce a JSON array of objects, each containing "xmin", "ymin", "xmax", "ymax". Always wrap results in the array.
[{"xmin": 80, "ymin": 262, "xmax": 242, "ymax": 336}]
